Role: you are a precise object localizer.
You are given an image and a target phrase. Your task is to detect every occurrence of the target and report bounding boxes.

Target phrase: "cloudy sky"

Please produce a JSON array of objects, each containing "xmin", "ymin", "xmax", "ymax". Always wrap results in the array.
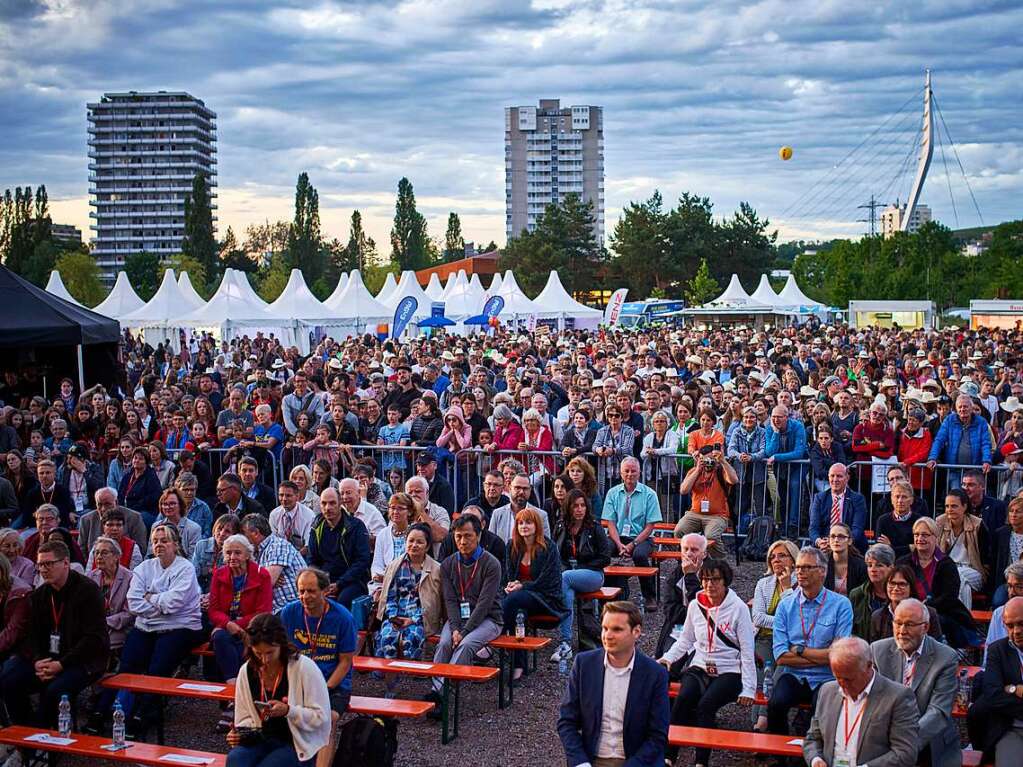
[{"xmin": 1, "ymin": 0, "xmax": 1019, "ymax": 253}]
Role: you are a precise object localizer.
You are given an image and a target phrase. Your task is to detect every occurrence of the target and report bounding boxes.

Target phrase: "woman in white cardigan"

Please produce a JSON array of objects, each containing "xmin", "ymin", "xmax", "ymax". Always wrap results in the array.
[
  {"xmin": 657, "ymin": 558, "xmax": 756, "ymax": 767},
  {"xmin": 227, "ymin": 612, "xmax": 331, "ymax": 767}
]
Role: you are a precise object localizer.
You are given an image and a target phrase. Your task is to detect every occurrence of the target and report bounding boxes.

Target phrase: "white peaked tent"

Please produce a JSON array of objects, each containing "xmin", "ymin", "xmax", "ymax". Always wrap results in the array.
[
  {"xmin": 325, "ymin": 273, "xmax": 350, "ymax": 308},
  {"xmin": 467, "ymin": 273, "xmax": 486, "ymax": 304},
  {"xmin": 267, "ymin": 270, "xmax": 346, "ymax": 351},
  {"xmin": 93, "ymin": 271, "xmax": 144, "ymax": 318},
  {"xmin": 121, "ymin": 269, "xmax": 196, "ymax": 348},
  {"xmin": 324, "ymin": 270, "xmax": 391, "ymax": 332},
  {"xmin": 441, "ymin": 272, "xmax": 459, "ymax": 300},
  {"xmin": 438, "ymin": 271, "xmax": 480, "ymax": 326},
  {"xmin": 707, "ymin": 274, "xmax": 758, "ymax": 307},
  {"xmin": 230, "ymin": 269, "xmax": 269, "ymax": 309},
  {"xmin": 382, "ymin": 271, "xmax": 432, "ymax": 319},
  {"xmin": 424, "ymin": 273, "xmax": 444, "ymax": 300},
  {"xmin": 485, "ymin": 272, "xmax": 503, "ymax": 298},
  {"xmin": 45, "ymin": 271, "xmax": 82, "ymax": 306},
  {"xmin": 750, "ymin": 274, "xmax": 789, "ymax": 308},
  {"xmin": 177, "ymin": 272, "xmax": 206, "ymax": 311},
  {"xmin": 376, "ymin": 272, "xmax": 398, "ymax": 303},
  {"xmin": 779, "ymin": 274, "xmax": 825, "ymax": 309},
  {"xmin": 493, "ymin": 270, "xmax": 542, "ymax": 321},
  {"xmin": 533, "ymin": 271, "xmax": 602, "ymax": 330}
]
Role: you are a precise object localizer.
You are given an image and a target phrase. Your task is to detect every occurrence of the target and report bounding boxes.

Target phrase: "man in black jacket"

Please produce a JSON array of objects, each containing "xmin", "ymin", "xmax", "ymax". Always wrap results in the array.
[
  {"xmin": 238, "ymin": 456, "xmax": 277, "ymax": 513},
  {"xmin": 968, "ymin": 597, "xmax": 1023, "ymax": 763},
  {"xmin": 213, "ymin": 472, "xmax": 264, "ymax": 522},
  {"xmin": 655, "ymin": 532, "xmax": 706, "ymax": 657},
  {"xmin": 0, "ymin": 540, "xmax": 108, "ymax": 727},
  {"xmin": 462, "ymin": 470, "xmax": 509, "ymax": 526}
]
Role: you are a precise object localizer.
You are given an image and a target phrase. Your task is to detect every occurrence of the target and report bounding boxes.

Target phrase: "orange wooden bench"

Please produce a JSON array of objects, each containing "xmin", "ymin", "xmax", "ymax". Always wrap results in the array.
[
  {"xmin": 652, "ymin": 535, "xmax": 679, "ymax": 546},
  {"xmin": 488, "ymin": 635, "xmax": 551, "ymax": 708},
  {"xmin": 972, "ymin": 609, "xmax": 992, "ymax": 623},
  {"xmin": 353, "ymin": 656, "xmax": 497, "ymax": 744},
  {"xmin": 603, "ymin": 565, "xmax": 658, "ymax": 578},
  {"xmin": 0, "ymin": 724, "xmax": 226, "ymax": 767}
]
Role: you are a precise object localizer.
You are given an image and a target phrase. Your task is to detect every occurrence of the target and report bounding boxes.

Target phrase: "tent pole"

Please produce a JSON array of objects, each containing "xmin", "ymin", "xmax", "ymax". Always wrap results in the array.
[{"xmin": 77, "ymin": 345, "xmax": 85, "ymax": 393}]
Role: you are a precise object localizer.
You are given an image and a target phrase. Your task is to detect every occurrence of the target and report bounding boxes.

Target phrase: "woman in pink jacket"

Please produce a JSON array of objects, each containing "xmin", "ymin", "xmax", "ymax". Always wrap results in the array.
[{"xmin": 436, "ymin": 406, "xmax": 474, "ymax": 462}]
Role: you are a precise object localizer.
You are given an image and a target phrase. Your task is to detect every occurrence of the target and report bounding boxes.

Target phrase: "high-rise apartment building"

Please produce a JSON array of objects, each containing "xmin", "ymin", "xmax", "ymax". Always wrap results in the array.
[
  {"xmin": 880, "ymin": 201, "xmax": 932, "ymax": 238},
  {"xmin": 505, "ymin": 99, "xmax": 604, "ymax": 245},
  {"xmin": 87, "ymin": 91, "xmax": 216, "ymax": 284}
]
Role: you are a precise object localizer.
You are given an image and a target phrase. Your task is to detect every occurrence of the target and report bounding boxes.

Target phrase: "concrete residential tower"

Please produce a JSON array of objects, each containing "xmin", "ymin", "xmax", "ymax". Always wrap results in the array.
[
  {"xmin": 505, "ymin": 99, "xmax": 604, "ymax": 245},
  {"xmin": 87, "ymin": 91, "xmax": 217, "ymax": 284}
]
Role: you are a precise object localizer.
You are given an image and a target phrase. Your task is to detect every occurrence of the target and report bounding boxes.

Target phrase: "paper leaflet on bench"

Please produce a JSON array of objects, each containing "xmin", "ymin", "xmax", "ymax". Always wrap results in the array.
[
  {"xmin": 24, "ymin": 733, "xmax": 76, "ymax": 746},
  {"xmin": 387, "ymin": 661, "xmax": 433, "ymax": 670},
  {"xmin": 177, "ymin": 683, "xmax": 227, "ymax": 693},
  {"xmin": 159, "ymin": 754, "xmax": 216, "ymax": 765}
]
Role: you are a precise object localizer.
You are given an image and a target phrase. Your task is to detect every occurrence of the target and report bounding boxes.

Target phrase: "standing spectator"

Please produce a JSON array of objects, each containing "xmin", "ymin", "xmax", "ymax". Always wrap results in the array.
[
  {"xmin": 897, "ymin": 407, "xmax": 933, "ymax": 493},
  {"xmin": 765, "ymin": 405, "xmax": 807, "ymax": 539},
  {"xmin": 602, "ymin": 457, "xmax": 661, "ymax": 607},
  {"xmin": 927, "ymin": 394, "xmax": 993, "ymax": 480},
  {"xmin": 593, "ymin": 405, "xmax": 636, "ymax": 491},
  {"xmin": 280, "ymin": 372, "xmax": 323, "ymax": 436},
  {"xmin": 727, "ymin": 406, "xmax": 767, "ymax": 533}
]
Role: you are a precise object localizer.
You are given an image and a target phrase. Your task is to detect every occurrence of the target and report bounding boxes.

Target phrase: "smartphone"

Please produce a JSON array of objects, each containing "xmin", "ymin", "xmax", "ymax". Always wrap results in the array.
[{"xmin": 254, "ymin": 701, "xmax": 271, "ymax": 711}]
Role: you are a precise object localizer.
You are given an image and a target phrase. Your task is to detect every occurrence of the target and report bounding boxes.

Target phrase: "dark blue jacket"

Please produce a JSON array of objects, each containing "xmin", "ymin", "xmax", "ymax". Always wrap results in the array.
[
  {"xmin": 557, "ymin": 648, "xmax": 669, "ymax": 767},
  {"xmin": 117, "ymin": 467, "xmax": 162, "ymax": 515},
  {"xmin": 307, "ymin": 512, "xmax": 371, "ymax": 590},
  {"xmin": 808, "ymin": 488, "xmax": 868, "ymax": 553}
]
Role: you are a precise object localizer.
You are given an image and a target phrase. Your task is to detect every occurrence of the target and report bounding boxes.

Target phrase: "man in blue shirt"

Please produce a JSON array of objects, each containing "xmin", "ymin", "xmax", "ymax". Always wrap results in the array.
[
  {"xmin": 602, "ymin": 457, "xmax": 662, "ymax": 607},
  {"xmin": 280, "ymin": 567, "xmax": 357, "ymax": 767},
  {"xmin": 765, "ymin": 405, "xmax": 807, "ymax": 539},
  {"xmin": 768, "ymin": 546, "xmax": 853, "ymax": 748}
]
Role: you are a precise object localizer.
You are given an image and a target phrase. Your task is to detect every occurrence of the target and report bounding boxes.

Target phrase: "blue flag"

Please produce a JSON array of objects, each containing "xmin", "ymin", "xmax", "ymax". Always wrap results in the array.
[
  {"xmin": 482, "ymin": 295, "xmax": 505, "ymax": 320},
  {"xmin": 391, "ymin": 296, "xmax": 418, "ymax": 339}
]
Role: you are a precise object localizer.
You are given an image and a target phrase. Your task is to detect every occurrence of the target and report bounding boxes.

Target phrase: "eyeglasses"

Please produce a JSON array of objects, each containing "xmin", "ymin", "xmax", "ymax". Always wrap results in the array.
[
  {"xmin": 794, "ymin": 565, "xmax": 823, "ymax": 572},
  {"xmin": 888, "ymin": 581, "xmax": 911, "ymax": 589},
  {"xmin": 828, "ymin": 534, "xmax": 850, "ymax": 540},
  {"xmin": 892, "ymin": 620, "xmax": 927, "ymax": 629},
  {"xmin": 699, "ymin": 576, "xmax": 724, "ymax": 583},
  {"xmin": 36, "ymin": 559, "xmax": 65, "ymax": 569}
]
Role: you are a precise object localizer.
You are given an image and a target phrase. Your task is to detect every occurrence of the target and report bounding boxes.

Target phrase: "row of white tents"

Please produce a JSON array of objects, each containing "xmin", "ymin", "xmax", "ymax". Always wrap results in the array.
[
  {"xmin": 683, "ymin": 273, "xmax": 832, "ymax": 328},
  {"xmin": 45, "ymin": 266, "xmax": 602, "ymax": 352}
]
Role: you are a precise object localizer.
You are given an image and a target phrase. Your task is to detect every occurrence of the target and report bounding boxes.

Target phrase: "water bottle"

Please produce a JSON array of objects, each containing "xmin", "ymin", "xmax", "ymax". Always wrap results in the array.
[
  {"xmin": 558, "ymin": 656, "xmax": 568, "ymax": 675},
  {"xmin": 762, "ymin": 658, "xmax": 774, "ymax": 700},
  {"xmin": 112, "ymin": 702, "xmax": 126, "ymax": 747},
  {"xmin": 515, "ymin": 610, "xmax": 526, "ymax": 639},
  {"xmin": 57, "ymin": 694, "xmax": 71, "ymax": 737},
  {"xmin": 956, "ymin": 668, "xmax": 970, "ymax": 710}
]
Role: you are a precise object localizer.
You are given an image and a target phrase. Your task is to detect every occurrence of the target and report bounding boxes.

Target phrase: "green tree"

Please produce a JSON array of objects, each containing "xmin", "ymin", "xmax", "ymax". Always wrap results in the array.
[
  {"xmin": 167, "ymin": 253, "xmax": 208, "ymax": 298},
  {"xmin": 182, "ymin": 172, "xmax": 217, "ymax": 280},
  {"xmin": 609, "ymin": 190, "xmax": 670, "ymax": 296},
  {"xmin": 984, "ymin": 220, "xmax": 1023, "ymax": 298},
  {"xmin": 662, "ymin": 192, "xmax": 718, "ymax": 294},
  {"xmin": 285, "ymin": 173, "xmax": 327, "ymax": 284},
  {"xmin": 1, "ymin": 185, "xmax": 47, "ymax": 277},
  {"xmin": 444, "ymin": 213, "xmax": 464, "ymax": 261},
  {"xmin": 684, "ymin": 258, "xmax": 719, "ymax": 305},
  {"xmin": 390, "ymin": 177, "xmax": 429, "ymax": 271},
  {"xmin": 716, "ymin": 202, "xmax": 777, "ymax": 286},
  {"xmin": 334, "ymin": 210, "xmax": 377, "ymax": 274},
  {"xmin": 124, "ymin": 252, "xmax": 161, "ymax": 300},
  {"xmin": 257, "ymin": 254, "xmax": 290, "ymax": 302},
  {"xmin": 242, "ymin": 220, "xmax": 289, "ymax": 270},
  {"xmin": 55, "ymin": 249, "xmax": 104, "ymax": 306}
]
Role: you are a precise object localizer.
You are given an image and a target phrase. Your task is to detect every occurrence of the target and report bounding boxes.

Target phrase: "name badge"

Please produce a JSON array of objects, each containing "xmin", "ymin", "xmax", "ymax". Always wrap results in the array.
[
  {"xmin": 568, "ymin": 558, "xmax": 578, "ymax": 570},
  {"xmin": 621, "ymin": 523, "xmax": 632, "ymax": 537},
  {"xmin": 459, "ymin": 601, "xmax": 471, "ymax": 619},
  {"xmin": 700, "ymin": 499, "xmax": 710, "ymax": 514},
  {"xmin": 834, "ymin": 755, "xmax": 851, "ymax": 767},
  {"xmin": 705, "ymin": 662, "xmax": 718, "ymax": 676},
  {"xmin": 49, "ymin": 633, "xmax": 61, "ymax": 655}
]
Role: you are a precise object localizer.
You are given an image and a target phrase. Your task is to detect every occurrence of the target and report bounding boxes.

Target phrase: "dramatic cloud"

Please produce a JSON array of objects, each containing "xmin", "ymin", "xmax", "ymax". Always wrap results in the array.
[{"xmin": 2, "ymin": 0, "xmax": 1020, "ymax": 250}]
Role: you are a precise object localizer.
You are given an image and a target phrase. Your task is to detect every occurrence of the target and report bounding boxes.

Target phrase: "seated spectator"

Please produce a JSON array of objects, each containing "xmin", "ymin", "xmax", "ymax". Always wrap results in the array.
[
  {"xmin": 237, "ymin": 455, "xmax": 277, "ymax": 515},
  {"xmin": 147, "ymin": 440, "xmax": 176, "ymax": 488},
  {"xmin": 874, "ymin": 479, "xmax": 923, "ymax": 559},
  {"xmin": 339, "ymin": 476, "xmax": 388, "ymax": 550},
  {"xmin": 961, "ymin": 466, "xmax": 1006, "ymax": 537},
  {"xmin": 564, "ymin": 455, "xmax": 602, "ymax": 517},
  {"xmin": 85, "ymin": 507, "xmax": 142, "ymax": 570},
  {"xmin": 175, "ymin": 471, "xmax": 213, "ymax": 538},
  {"xmin": 656, "ymin": 533, "xmax": 710, "ymax": 657},
  {"xmin": 226, "ymin": 612, "xmax": 331, "ymax": 767},
  {"xmin": 503, "ymin": 507, "xmax": 564, "ymax": 681},
  {"xmin": 289, "ymin": 465, "xmax": 321, "ymax": 515},
  {"xmin": 824, "ymin": 522, "xmax": 867, "ymax": 596},
  {"xmin": 370, "ymin": 492, "xmax": 416, "ymax": 593},
  {"xmin": 767, "ymin": 546, "xmax": 853, "ymax": 744},
  {"xmin": 936, "ymin": 487, "xmax": 989, "ymax": 609},
  {"xmin": 750, "ymin": 539, "xmax": 799, "ymax": 732},
  {"xmin": 117, "ymin": 447, "xmax": 162, "ymax": 524},
  {"xmin": 374, "ymin": 523, "xmax": 442, "ymax": 664},
  {"xmin": 658, "ymin": 558, "xmax": 756, "ymax": 767},
  {"xmin": 213, "ymin": 472, "xmax": 265, "ymax": 524},
  {"xmin": 193, "ymin": 513, "xmax": 241, "ymax": 594},
  {"xmin": 462, "ymin": 469, "xmax": 509, "ymax": 525},
  {"xmin": 207, "ymin": 534, "xmax": 272, "ymax": 728},
  {"xmin": 19, "ymin": 458, "xmax": 74, "ymax": 528},
  {"xmin": 24, "ymin": 504, "xmax": 84, "ymax": 564},
  {"xmin": 808, "ymin": 463, "xmax": 868, "ymax": 554},
  {"xmin": 307, "ymin": 487, "xmax": 369, "ymax": 609},
  {"xmin": 550, "ymin": 489, "xmax": 611, "ymax": 667},
  {"xmin": 269, "ymin": 480, "xmax": 315, "ymax": 557},
  {"xmin": 86, "ymin": 536, "xmax": 134, "ymax": 655},
  {"xmin": 490, "ymin": 472, "xmax": 551, "ymax": 544},
  {"xmin": 280, "ymin": 568, "xmax": 358, "ymax": 767},
  {"xmin": 4, "ymin": 450, "xmax": 39, "ymax": 517},
  {"xmin": 870, "ymin": 563, "xmax": 943, "ymax": 642},
  {"xmin": 803, "ymin": 637, "xmax": 919, "ymax": 767},
  {"xmin": 0, "ymin": 527, "xmax": 35, "ymax": 583},
  {"xmin": 427, "ymin": 514, "xmax": 503, "ymax": 713},
  {"xmin": 352, "ymin": 463, "xmax": 388, "ymax": 518},
  {"xmin": 676, "ymin": 443, "xmax": 737, "ymax": 558},
  {"xmin": 542, "ymin": 473, "xmax": 571, "ymax": 523},
  {"xmin": 436, "ymin": 504, "xmax": 506, "ymax": 576},
  {"xmin": 241, "ymin": 513, "xmax": 306, "ymax": 614},
  {"xmin": 871, "ymin": 598, "xmax": 960, "ymax": 767},
  {"xmin": 56, "ymin": 444, "xmax": 104, "ymax": 522},
  {"xmin": 992, "ymin": 498, "xmax": 1023, "ymax": 607},
  {"xmin": 112, "ymin": 523, "xmax": 203, "ymax": 733},
  {"xmin": 402, "ymin": 475, "xmax": 451, "ymax": 550},
  {"xmin": 0, "ymin": 541, "xmax": 108, "ymax": 732},
  {"xmin": 967, "ymin": 597, "xmax": 1023, "ymax": 765},
  {"xmin": 78, "ymin": 486, "xmax": 147, "ymax": 556},
  {"xmin": 983, "ymin": 563, "xmax": 1023, "ymax": 662},
  {"xmin": 603, "ymin": 457, "xmax": 661, "ymax": 607},
  {"xmin": 848, "ymin": 543, "xmax": 896, "ymax": 640},
  {"xmin": 898, "ymin": 516, "xmax": 978, "ymax": 647},
  {"xmin": 0, "ymin": 553, "xmax": 31, "ymax": 664},
  {"xmin": 152, "ymin": 487, "xmax": 202, "ymax": 559}
]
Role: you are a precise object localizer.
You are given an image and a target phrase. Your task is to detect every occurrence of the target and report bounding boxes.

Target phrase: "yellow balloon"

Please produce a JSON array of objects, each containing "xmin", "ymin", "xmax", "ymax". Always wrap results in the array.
[{"xmin": 779, "ymin": 146, "xmax": 793, "ymax": 161}]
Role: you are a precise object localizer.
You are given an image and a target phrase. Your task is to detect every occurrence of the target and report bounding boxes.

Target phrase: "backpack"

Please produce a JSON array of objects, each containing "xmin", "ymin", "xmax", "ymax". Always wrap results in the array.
[
  {"xmin": 739, "ymin": 514, "xmax": 776, "ymax": 561},
  {"xmin": 335, "ymin": 715, "xmax": 398, "ymax": 767}
]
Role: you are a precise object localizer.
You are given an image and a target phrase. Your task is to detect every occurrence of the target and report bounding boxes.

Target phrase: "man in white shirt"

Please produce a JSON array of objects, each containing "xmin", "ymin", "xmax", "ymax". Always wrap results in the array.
[
  {"xmin": 269, "ymin": 480, "xmax": 315, "ymax": 556},
  {"xmin": 338, "ymin": 478, "xmax": 385, "ymax": 548},
  {"xmin": 489, "ymin": 473, "xmax": 550, "ymax": 544},
  {"xmin": 403, "ymin": 476, "xmax": 451, "ymax": 549},
  {"xmin": 557, "ymin": 601, "xmax": 669, "ymax": 767},
  {"xmin": 804, "ymin": 637, "xmax": 919, "ymax": 767}
]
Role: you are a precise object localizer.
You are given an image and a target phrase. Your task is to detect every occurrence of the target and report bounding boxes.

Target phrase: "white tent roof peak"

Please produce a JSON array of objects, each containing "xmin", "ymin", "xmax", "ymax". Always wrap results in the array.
[
  {"xmin": 45, "ymin": 271, "xmax": 82, "ymax": 306},
  {"xmin": 375, "ymin": 272, "xmax": 397, "ymax": 302},
  {"xmin": 176, "ymin": 272, "xmax": 205, "ymax": 310},
  {"xmin": 485, "ymin": 272, "xmax": 503, "ymax": 298},
  {"xmin": 779, "ymin": 274, "xmax": 824, "ymax": 308},
  {"xmin": 324, "ymin": 269, "xmax": 391, "ymax": 320},
  {"xmin": 268, "ymin": 269, "xmax": 334, "ymax": 319},
  {"xmin": 122, "ymin": 269, "xmax": 195, "ymax": 324},
  {"xmin": 750, "ymin": 274, "xmax": 787, "ymax": 307},
  {"xmin": 425, "ymin": 273, "xmax": 444, "ymax": 300},
  {"xmin": 381, "ymin": 271, "xmax": 431, "ymax": 317},
  {"xmin": 94, "ymin": 271, "xmax": 144, "ymax": 318},
  {"xmin": 325, "ymin": 273, "xmax": 350, "ymax": 307},
  {"xmin": 230, "ymin": 269, "xmax": 268, "ymax": 308},
  {"xmin": 177, "ymin": 268, "xmax": 269, "ymax": 324},
  {"xmin": 707, "ymin": 274, "xmax": 761, "ymax": 307},
  {"xmin": 533, "ymin": 271, "xmax": 602, "ymax": 317}
]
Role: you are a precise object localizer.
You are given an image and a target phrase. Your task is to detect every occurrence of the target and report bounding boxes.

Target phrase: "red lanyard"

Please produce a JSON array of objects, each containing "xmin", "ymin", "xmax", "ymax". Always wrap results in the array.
[
  {"xmin": 705, "ymin": 603, "xmax": 721, "ymax": 653},
  {"xmin": 50, "ymin": 594, "xmax": 64, "ymax": 628},
  {"xmin": 259, "ymin": 668, "xmax": 284, "ymax": 717},
  {"xmin": 457, "ymin": 558, "xmax": 481, "ymax": 601},
  {"xmin": 842, "ymin": 695, "xmax": 868, "ymax": 751},
  {"xmin": 799, "ymin": 590, "xmax": 828, "ymax": 645},
  {"xmin": 124, "ymin": 472, "xmax": 140, "ymax": 498},
  {"xmin": 303, "ymin": 604, "xmax": 329, "ymax": 657}
]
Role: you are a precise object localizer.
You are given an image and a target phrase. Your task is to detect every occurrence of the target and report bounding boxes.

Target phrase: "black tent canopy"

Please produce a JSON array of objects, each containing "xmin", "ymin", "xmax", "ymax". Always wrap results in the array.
[{"xmin": 0, "ymin": 265, "xmax": 121, "ymax": 392}]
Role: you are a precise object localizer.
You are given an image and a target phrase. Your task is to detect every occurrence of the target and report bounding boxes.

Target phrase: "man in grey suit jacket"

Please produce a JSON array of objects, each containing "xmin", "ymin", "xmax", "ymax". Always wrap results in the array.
[
  {"xmin": 77, "ymin": 488, "xmax": 148, "ymax": 555},
  {"xmin": 804, "ymin": 637, "xmax": 919, "ymax": 767},
  {"xmin": 871, "ymin": 599, "xmax": 960, "ymax": 767}
]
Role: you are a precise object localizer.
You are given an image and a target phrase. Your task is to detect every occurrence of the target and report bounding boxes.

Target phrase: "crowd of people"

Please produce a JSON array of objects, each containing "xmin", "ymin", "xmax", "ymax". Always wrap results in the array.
[{"xmin": 1, "ymin": 317, "xmax": 1023, "ymax": 766}]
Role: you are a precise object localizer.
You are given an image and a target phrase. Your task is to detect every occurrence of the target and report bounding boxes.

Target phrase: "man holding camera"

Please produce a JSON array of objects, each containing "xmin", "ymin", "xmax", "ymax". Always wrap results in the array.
[{"xmin": 675, "ymin": 443, "xmax": 737, "ymax": 558}]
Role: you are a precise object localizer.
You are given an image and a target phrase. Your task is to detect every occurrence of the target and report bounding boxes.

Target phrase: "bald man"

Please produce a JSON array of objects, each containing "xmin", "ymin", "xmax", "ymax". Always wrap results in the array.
[
  {"xmin": 969, "ymin": 597, "xmax": 1023, "ymax": 764},
  {"xmin": 803, "ymin": 636, "xmax": 918, "ymax": 767}
]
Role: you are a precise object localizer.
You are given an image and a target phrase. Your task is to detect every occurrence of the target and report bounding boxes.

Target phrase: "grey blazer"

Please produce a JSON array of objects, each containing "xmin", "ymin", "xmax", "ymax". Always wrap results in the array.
[
  {"xmin": 803, "ymin": 672, "xmax": 919, "ymax": 767},
  {"xmin": 870, "ymin": 635, "xmax": 960, "ymax": 767},
  {"xmin": 78, "ymin": 505, "xmax": 148, "ymax": 556}
]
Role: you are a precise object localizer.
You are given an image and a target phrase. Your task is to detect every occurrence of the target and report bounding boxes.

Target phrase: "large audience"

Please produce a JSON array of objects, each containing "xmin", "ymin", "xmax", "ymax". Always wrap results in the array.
[{"xmin": 1, "ymin": 319, "xmax": 1023, "ymax": 766}]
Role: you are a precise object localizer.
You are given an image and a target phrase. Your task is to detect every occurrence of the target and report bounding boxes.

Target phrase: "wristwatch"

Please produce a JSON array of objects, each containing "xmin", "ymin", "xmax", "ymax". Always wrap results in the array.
[
  {"xmin": 792, "ymin": 644, "xmax": 806, "ymax": 657},
  {"xmin": 1007, "ymin": 685, "xmax": 1018, "ymax": 695}
]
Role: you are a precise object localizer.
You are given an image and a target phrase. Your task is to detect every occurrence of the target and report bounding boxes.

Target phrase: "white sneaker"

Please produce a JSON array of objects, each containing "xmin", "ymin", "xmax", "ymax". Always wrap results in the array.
[
  {"xmin": 475, "ymin": 646, "xmax": 493, "ymax": 661},
  {"xmin": 550, "ymin": 641, "xmax": 572, "ymax": 663}
]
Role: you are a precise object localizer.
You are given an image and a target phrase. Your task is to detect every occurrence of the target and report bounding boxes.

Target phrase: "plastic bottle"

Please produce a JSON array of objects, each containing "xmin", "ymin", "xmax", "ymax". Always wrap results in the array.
[
  {"xmin": 112, "ymin": 702, "xmax": 125, "ymax": 747},
  {"xmin": 956, "ymin": 668, "xmax": 970, "ymax": 710},
  {"xmin": 762, "ymin": 658, "xmax": 774, "ymax": 700},
  {"xmin": 58, "ymin": 694, "xmax": 72, "ymax": 737},
  {"xmin": 515, "ymin": 610, "xmax": 526, "ymax": 639}
]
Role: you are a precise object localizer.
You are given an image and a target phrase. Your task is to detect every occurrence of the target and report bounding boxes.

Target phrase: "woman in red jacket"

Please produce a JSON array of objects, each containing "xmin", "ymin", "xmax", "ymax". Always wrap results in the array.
[
  {"xmin": 207, "ymin": 533, "xmax": 272, "ymax": 728},
  {"xmin": 897, "ymin": 407, "xmax": 933, "ymax": 491},
  {"xmin": 487, "ymin": 403, "xmax": 525, "ymax": 456}
]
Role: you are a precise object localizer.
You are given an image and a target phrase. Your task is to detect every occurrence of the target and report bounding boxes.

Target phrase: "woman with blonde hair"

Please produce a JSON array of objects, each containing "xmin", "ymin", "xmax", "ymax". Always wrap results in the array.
[
  {"xmin": 565, "ymin": 455, "xmax": 602, "ymax": 515},
  {"xmin": 750, "ymin": 539, "xmax": 798, "ymax": 732},
  {"xmin": 288, "ymin": 464, "xmax": 321, "ymax": 514}
]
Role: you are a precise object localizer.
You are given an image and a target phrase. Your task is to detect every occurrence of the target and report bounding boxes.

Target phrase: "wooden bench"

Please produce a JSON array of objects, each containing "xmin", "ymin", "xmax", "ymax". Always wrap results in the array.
[
  {"xmin": 972, "ymin": 609, "xmax": 993, "ymax": 624},
  {"xmin": 488, "ymin": 635, "xmax": 551, "ymax": 708},
  {"xmin": 353, "ymin": 656, "xmax": 497, "ymax": 744},
  {"xmin": 0, "ymin": 724, "xmax": 226, "ymax": 766},
  {"xmin": 604, "ymin": 564, "xmax": 661, "ymax": 602}
]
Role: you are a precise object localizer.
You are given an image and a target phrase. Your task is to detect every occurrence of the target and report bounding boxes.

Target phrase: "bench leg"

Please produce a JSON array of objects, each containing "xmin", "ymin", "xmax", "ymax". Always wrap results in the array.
[
  {"xmin": 156, "ymin": 696, "xmax": 166, "ymax": 745},
  {"xmin": 440, "ymin": 678, "xmax": 461, "ymax": 745},
  {"xmin": 497, "ymin": 647, "xmax": 509, "ymax": 710}
]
